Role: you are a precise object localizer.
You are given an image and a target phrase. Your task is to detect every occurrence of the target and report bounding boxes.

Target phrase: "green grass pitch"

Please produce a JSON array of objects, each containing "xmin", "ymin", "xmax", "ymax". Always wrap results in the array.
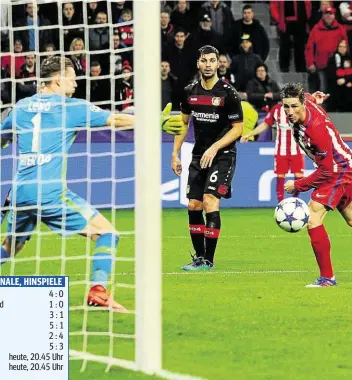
[{"xmin": 1, "ymin": 209, "xmax": 352, "ymax": 380}]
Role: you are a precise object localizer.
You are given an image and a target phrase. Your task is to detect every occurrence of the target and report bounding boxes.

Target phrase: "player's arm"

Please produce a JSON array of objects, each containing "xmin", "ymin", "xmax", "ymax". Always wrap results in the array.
[
  {"xmin": 106, "ymin": 113, "xmax": 135, "ymax": 128},
  {"xmin": 240, "ymin": 121, "xmax": 270, "ymax": 143},
  {"xmin": 200, "ymin": 88, "xmax": 243, "ymax": 169},
  {"xmin": 172, "ymin": 113, "xmax": 190, "ymax": 176},
  {"xmin": 292, "ymin": 127, "xmax": 333, "ymax": 192}
]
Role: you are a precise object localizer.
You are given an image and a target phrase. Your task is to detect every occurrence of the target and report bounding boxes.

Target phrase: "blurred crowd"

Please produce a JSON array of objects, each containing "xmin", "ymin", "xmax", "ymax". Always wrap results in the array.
[{"xmin": 2, "ymin": 0, "xmax": 352, "ymax": 125}]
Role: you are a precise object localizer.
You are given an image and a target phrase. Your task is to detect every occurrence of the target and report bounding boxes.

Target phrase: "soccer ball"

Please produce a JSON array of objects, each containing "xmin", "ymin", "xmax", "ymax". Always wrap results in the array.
[{"xmin": 274, "ymin": 198, "xmax": 310, "ymax": 233}]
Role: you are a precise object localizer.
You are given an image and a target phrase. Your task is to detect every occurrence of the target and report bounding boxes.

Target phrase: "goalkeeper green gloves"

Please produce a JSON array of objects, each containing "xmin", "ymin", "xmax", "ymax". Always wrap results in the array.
[
  {"xmin": 161, "ymin": 103, "xmax": 186, "ymax": 135},
  {"xmin": 0, "ymin": 138, "xmax": 9, "ymax": 149}
]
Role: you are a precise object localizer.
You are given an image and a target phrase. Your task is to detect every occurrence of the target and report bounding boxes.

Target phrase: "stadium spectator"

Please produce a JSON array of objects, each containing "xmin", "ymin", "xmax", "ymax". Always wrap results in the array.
[
  {"xmin": 62, "ymin": 2, "xmax": 84, "ymax": 51},
  {"xmin": 233, "ymin": 4, "xmax": 269, "ymax": 61},
  {"xmin": 326, "ymin": 39, "xmax": 352, "ymax": 111},
  {"xmin": 14, "ymin": 2, "xmax": 53, "ymax": 52},
  {"xmin": 90, "ymin": 61, "xmax": 110, "ymax": 107},
  {"xmin": 230, "ymin": 33, "xmax": 262, "ymax": 93},
  {"xmin": 1, "ymin": 39, "xmax": 26, "ymax": 78},
  {"xmin": 217, "ymin": 54, "xmax": 235, "ymax": 86},
  {"xmin": 16, "ymin": 54, "xmax": 37, "ymax": 101},
  {"xmin": 41, "ymin": 43, "xmax": 56, "ymax": 65},
  {"xmin": 246, "ymin": 63, "xmax": 281, "ymax": 113},
  {"xmin": 170, "ymin": 1, "xmax": 193, "ymax": 35},
  {"xmin": 69, "ymin": 38, "xmax": 86, "ymax": 74},
  {"xmin": 111, "ymin": 34, "xmax": 132, "ymax": 75},
  {"xmin": 161, "ymin": 60, "xmax": 178, "ymax": 109},
  {"xmin": 270, "ymin": 0, "xmax": 311, "ymax": 72},
  {"xmin": 305, "ymin": 7, "xmax": 347, "ymax": 93},
  {"xmin": 191, "ymin": 13, "xmax": 224, "ymax": 54},
  {"xmin": 87, "ymin": 1, "xmax": 107, "ymax": 25},
  {"xmin": 118, "ymin": 9, "xmax": 133, "ymax": 47},
  {"xmin": 161, "ymin": 11, "xmax": 175, "ymax": 50},
  {"xmin": 115, "ymin": 60, "xmax": 134, "ymax": 111},
  {"xmin": 201, "ymin": 1, "xmax": 235, "ymax": 53},
  {"xmin": 163, "ymin": 28, "xmax": 195, "ymax": 110},
  {"xmin": 112, "ymin": 0, "xmax": 132, "ymax": 23},
  {"xmin": 89, "ymin": 11, "xmax": 110, "ymax": 74},
  {"xmin": 309, "ymin": 1, "xmax": 333, "ymax": 28},
  {"xmin": 69, "ymin": 38, "xmax": 86, "ymax": 99},
  {"xmin": 337, "ymin": 2, "xmax": 352, "ymax": 52}
]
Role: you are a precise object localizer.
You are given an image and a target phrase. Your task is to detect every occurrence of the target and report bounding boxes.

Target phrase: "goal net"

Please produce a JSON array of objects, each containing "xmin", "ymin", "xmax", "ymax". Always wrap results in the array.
[{"xmin": 0, "ymin": 1, "xmax": 199, "ymax": 379}]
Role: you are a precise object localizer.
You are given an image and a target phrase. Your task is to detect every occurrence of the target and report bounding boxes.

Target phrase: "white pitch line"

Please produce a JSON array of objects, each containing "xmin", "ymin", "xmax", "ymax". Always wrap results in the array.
[{"xmin": 71, "ymin": 269, "xmax": 352, "ymax": 277}]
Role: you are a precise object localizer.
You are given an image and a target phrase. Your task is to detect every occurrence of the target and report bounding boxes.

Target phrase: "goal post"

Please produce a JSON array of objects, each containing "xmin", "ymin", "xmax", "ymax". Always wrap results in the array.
[{"xmin": 134, "ymin": 0, "xmax": 162, "ymax": 374}]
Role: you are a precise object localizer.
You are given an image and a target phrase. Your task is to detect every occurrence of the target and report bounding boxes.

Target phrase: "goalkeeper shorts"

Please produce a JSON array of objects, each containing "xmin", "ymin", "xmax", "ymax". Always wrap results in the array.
[{"xmin": 6, "ymin": 190, "xmax": 99, "ymax": 243}]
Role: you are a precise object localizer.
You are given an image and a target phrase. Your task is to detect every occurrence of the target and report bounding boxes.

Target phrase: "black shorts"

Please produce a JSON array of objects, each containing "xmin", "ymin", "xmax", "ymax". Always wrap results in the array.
[{"xmin": 187, "ymin": 151, "xmax": 236, "ymax": 200}]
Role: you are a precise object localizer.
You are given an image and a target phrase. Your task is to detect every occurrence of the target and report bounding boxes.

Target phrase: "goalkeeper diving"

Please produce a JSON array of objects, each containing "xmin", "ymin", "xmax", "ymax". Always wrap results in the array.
[{"xmin": 0, "ymin": 56, "xmax": 185, "ymax": 311}]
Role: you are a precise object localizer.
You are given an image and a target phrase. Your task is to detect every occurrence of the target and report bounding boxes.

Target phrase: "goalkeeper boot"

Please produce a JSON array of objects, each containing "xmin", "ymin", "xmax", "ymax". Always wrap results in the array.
[
  {"xmin": 181, "ymin": 254, "xmax": 214, "ymax": 271},
  {"xmin": 87, "ymin": 285, "xmax": 127, "ymax": 312},
  {"xmin": 305, "ymin": 276, "xmax": 337, "ymax": 288}
]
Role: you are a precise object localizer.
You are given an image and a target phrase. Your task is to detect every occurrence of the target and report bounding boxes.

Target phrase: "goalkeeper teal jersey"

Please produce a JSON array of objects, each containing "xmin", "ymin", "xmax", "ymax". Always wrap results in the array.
[{"xmin": 0, "ymin": 94, "xmax": 111, "ymax": 205}]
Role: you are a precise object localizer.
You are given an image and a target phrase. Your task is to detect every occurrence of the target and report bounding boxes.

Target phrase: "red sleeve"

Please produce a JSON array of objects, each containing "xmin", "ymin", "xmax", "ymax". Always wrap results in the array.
[
  {"xmin": 264, "ymin": 106, "xmax": 276, "ymax": 126},
  {"xmin": 270, "ymin": 1, "xmax": 280, "ymax": 24},
  {"xmin": 304, "ymin": 93, "xmax": 317, "ymax": 104},
  {"xmin": 305, "ymin": 27, "xmax": 316, "ymax": 68},
  {"xmin": 294, "ymin": 125, "xmax": 334, "ymax": 192}
]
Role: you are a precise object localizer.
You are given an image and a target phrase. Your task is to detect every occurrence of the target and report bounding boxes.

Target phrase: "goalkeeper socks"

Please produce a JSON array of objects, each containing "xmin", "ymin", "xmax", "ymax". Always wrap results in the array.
[
  {"xmin": 188, "ymin": 210, "xmax": 205, "ymax": 257},
  {"xmin": 293, "ymin": 176, "xmax": 300, "ymax": 198},
  {"xmin": 204, "ymin": 211, "xmax": 221, "ymax": 264},
  {"xmin": 308, "ymin": 225, "xmax": 334, "ymax": 278},
  {"xmin": 91, "ymin": 233, "xmax": 119, "ymax": 288},
  {"xmin": 276, "ymin": 177, "xmax": 285, "ymax": 202},
  {"xmin": 0, "ymin": 246, "xmax": 10, "ymax": 265}
]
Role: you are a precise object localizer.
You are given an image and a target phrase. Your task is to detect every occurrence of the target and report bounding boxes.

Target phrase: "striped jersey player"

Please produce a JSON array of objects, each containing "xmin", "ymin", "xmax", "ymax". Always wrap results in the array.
[
  {"xmin": 282, "ymin": 83, "xmax": 352, "ymax": 288},
  {"xmin": 241, "ymin": 103, "xmax": 304, "ymax": 202}
]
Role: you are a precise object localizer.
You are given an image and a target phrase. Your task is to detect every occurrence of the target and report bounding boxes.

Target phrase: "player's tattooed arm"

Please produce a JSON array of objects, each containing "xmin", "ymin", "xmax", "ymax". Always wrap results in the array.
[
  {"xmin": 201, "ymin": 121, "xmax": 244, "ymax": 169},
  {"xmin": 171, "ymin": 113, "xmax": 190, "ymax": 176}
]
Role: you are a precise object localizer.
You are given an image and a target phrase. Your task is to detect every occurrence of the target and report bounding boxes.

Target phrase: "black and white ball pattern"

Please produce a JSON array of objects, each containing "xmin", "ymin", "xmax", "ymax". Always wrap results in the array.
[{"xmin": 274, "ymin": 198, "xmax": 310, "ymax": 233}]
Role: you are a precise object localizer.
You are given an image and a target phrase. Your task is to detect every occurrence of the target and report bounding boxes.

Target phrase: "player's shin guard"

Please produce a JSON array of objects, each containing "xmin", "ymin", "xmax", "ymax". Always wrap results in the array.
[
  {"xmin": 293, "ymin": 176, "xmax": 301, "ymax": 198},
  {"xmin": 308, "ymin": 225, "xmax": 334, "ymax": 278},
  {"xmin": 91, "ymin": 233, "xmax": 119, "ymax": 288},
  {"xmin": 276, "ymin": 177, "xmax": 285, "ymax": 202},
  {"xmin": 204, "ymin": 211, "xmax": 221, "ymax": 264},
  {"xmin": 0, "ymin": 246, "xmax": 10, "ymax": 266},
  {"xmin": 188, "ymin": 210, "xmax": 205, "ymax": 257}
]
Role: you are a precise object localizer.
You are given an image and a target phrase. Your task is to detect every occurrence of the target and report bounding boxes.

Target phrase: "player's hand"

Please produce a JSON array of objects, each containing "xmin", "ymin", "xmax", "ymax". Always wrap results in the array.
[
  {"xmin": 171, "ymin": 153, "xmax": 182, "ymax": 176},
  {"xmin": 284, "ymin": 180, "xmax": 296, "ymax": 194},
  {"xmin": 240, "ymin": 135, "xmax": 250, "ymax": 143},
  {"xmin": 308, "ymin": 65, "xmax": 316, "ymax": 73},
  {"xmin": 161, "ymin": 103, "xmax": 186, "ymax": 135},
  {"xmin": 312, "ymin": 91, "xmax": 330, "ymax": 104},
  {"xmin": 200, "ymin": 145, "xmax": 218, "ymax": 169}
]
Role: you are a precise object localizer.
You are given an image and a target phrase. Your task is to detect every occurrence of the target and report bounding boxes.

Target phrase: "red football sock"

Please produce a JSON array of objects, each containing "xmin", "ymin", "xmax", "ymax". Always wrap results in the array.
[
  {"xmin": 276, "ymin": 177, "xmax": 285, "ymax": 202},
  {"xmin": 308, "ymin": 225, "xmax": 334, "ymax": 278}
]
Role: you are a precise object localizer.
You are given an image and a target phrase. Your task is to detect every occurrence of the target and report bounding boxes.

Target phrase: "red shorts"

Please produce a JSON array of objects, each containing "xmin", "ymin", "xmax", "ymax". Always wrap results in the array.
[
  {"xmin": 274, "ymin": 155, "xmax": 305, "ymax": 175},
  {"xmin": 311, "ymin": 173, "xmax": 352, "ymax": 211}
]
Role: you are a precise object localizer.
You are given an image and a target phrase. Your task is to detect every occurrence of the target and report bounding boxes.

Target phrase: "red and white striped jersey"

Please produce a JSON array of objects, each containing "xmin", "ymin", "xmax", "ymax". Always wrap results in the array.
[
  {"xmin": 264, "ymin": 104, "xmax": 303, "ymax": 156},
  {"xmin": 293, "ymin": 97, "xmax": 352, "ymax": 192}
]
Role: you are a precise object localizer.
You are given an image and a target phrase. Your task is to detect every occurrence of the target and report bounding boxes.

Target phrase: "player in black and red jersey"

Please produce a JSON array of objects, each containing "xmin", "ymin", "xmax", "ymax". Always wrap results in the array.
[{"xmin": 171, "ymin": 45, "xmax": 244, "ymax": 271}]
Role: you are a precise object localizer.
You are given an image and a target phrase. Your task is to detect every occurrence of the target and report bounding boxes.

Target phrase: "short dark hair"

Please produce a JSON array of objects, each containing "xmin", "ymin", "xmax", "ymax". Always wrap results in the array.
[
  {"xmin": 90, "ymin": 61, "xmax": 101, "ymax": 68},
  {"xmin": 175, "ymin": 27, "xmax": 186, "ymax": 35},
  {"xmin": 40, "ymin": 56, "xmax": 73, "ymax": 79},
  {"xmin": 242, "ymin": 4, "xmax": 252, "ymax": 12},
  {"xmin": 280, "ymin": 82, "xmax": 305, "ymax": 103},
  {"xmin": 197, "ymin": 45, "xmax": 219, "ymax": 60}
]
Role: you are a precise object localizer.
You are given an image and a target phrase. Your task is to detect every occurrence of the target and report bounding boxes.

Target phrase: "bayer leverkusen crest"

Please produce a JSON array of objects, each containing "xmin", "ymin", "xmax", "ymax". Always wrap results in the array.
[{"xmin": 211, "ymin": 97, "xmax": 221, "ymax": 106}]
